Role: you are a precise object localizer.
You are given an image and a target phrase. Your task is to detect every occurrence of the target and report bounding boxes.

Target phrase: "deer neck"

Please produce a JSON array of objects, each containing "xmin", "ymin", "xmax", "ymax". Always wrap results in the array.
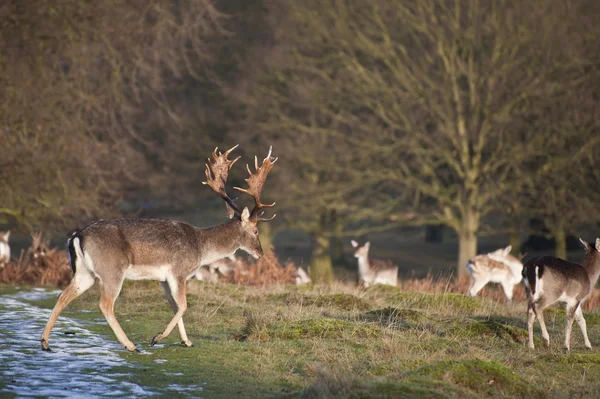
[
  {"xmin": 584, "ymin": 252, "xmax": 600, "ymax": 286},
  {"xmin": 196, "ymin": 220, "xmax": 241, "ymax": 266},
  {"xmin": 357, "ymin": 254, "xmax": 372, "ymax": 275}
]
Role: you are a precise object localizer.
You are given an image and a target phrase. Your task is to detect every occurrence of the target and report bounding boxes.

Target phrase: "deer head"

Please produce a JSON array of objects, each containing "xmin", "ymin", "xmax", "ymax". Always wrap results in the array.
[
  {"xmin": 351, "ymin": 240, "xmax": 370, "ymax": 258},
  {"xmin": 203, "ymin": 145, "xmax": 277, "ymax": 258}
]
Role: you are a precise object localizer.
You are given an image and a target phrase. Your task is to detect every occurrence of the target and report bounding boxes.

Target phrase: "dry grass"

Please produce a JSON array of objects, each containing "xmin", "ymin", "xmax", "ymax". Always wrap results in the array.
[
  {"xmin": 224, "ymin": 249, "xmax": 299, "ymax": 286},
  {"xmin": 0, "ymin": 233, "xmax": 71, "ymax": 287}
]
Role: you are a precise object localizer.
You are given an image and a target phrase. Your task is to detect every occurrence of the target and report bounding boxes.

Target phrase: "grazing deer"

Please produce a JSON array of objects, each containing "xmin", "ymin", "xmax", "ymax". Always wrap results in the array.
[
  {"xmin": 465, "ymin": 245, "xmax": 523, "ymax": 302},
  {"xmin": 523, "ymin": 238, "xmax": 600, "ymax": 350},
  {"xmin": 0, "ymin": 231, "xmax": 10, "ymax": 266},
  {"xmin": 41, "ymin": 145, "xmax": 277, "ymax": 352},
  {"xmin": 351, "ymin": 240, "xmax": 398, "ymax": 288}
]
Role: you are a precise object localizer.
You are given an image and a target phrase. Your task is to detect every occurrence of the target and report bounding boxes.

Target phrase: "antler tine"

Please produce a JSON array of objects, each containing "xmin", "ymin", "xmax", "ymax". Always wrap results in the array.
[
  {"xmin": 202, "ymin": 145, "xmax": 243, "ymax": 216},
  {"xmin": 233, "ymin": 146, "xmax": 277, "ymax": 222}
]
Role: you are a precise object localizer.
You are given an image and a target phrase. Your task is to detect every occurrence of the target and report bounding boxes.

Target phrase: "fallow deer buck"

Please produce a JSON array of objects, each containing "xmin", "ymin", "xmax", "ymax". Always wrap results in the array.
[
  {"xmin": 351, "ymin": 240, "xmax": 398, "ymax": 288},
  {"xmin": 466, "ymin": 245, "xmax": 523, "ymax": 302},
  {"xmin": 524, "ymin": 238, "xmax": 600, "ymax": 350},
  {"xmin": 0, "ymin": 231, "xmax": 10, "ymax": 266},
  {"xmin": 41, "ymin": 145, "xmax": 277, "ymax": 352}
]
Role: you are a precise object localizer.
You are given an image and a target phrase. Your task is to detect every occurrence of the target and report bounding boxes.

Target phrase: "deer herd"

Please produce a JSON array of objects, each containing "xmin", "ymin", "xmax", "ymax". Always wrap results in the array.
[{"xmin": 0, "ymin": 145, "xmax": 598, "ymax": 353}]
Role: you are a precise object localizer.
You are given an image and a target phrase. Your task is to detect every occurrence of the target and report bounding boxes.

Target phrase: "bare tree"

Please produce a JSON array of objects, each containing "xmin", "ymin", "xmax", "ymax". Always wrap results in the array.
[{"xmin": 245, "ymin": 0, "xmax": 584, "ymax": 278}]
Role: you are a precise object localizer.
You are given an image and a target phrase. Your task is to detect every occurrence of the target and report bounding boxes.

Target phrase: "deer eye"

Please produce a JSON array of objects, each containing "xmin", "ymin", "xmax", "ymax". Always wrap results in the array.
[{"xmin": 254, "ymin": 230, "xmax": 259, "ymax": 236}]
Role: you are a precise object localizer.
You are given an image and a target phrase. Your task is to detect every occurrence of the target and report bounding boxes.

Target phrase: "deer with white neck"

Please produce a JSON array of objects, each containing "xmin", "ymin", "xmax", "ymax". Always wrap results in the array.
[
  {"xmin": 41, "ymin": 145, "xmax": 277, "ymax": 352},
  {"xmin": 351, "ymin": 240, "xmax": 398, "ymax": 288},
  {"xmin": 466, "ymin": 245, "xmax": 523, "ymax": 302},
  {"xmin": 523, "ymin": 238, "xmax": 600, "ymax": 350}
]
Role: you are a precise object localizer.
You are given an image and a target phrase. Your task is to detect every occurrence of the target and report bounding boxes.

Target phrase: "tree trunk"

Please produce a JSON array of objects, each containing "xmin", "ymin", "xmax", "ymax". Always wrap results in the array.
[
  {"xmin": 457, "ymin": 209, "xmax": 479, "ymax": 279},
  {"xmin": 508, "ymin": 215, "xmax": 521, "ymax": 256},
  {"xmin": 310, "ymin": 230, "xmax": 335, "ymax": 283},
  {"xmin": 329, "ymin": 210, "xmax": 346, "ymax": 267},
  {"xmin": 259, "ymin": 222, "xmax": 274, "ymax": 254},
  {"xmin": 554, "ymin": 228, "xmax": 567, "ymax": 260}
]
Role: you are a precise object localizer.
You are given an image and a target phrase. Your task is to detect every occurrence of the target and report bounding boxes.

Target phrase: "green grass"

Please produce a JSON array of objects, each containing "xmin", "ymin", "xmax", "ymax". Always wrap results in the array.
[{"xmin": 15, "ymin": 280, "xmax": 600, "ymax": 398}]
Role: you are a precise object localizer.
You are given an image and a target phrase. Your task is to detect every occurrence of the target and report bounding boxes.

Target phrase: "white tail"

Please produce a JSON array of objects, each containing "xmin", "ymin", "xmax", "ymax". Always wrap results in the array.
[
  {"xmin": 351, "ymin": 240, "xmax": 398, "ymax": 288},
  {"xmin": 41, "ymin": 145, "xmax": 278, "ymax": 352},
  {"xmin": 0, "ymin": 231, "xmax": 10, "ymax": 266},
  {"xmin": 523, "ymin": 238, "xmax": 600, "ymax": 350},
  {"xmin": 465, "ymin": 245, "xmax": 523, "ymax": 302}
]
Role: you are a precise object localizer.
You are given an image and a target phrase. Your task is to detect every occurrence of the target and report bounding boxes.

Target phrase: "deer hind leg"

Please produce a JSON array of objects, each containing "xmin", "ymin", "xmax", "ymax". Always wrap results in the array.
[
  {"xmin": 468, "ymin": 276, "xmax": 489, "ymax": 297},
  {"xmin": 41, "ymin": 268, "xmax": 95, "ymax": 351},
  {"xmin": 98, "ymin": 275, "xmax": 137, "ymax": 352},
  {"xmin": 574, "ymin": 305, "xmax": 592, "ymax": 349},
  {"xmin": 151, "ymin": 276, "xmax": 187, "ymax": 347},
  {"xmin": 160, "ymin": 281, "xmax": 192, "ymax": 347}
]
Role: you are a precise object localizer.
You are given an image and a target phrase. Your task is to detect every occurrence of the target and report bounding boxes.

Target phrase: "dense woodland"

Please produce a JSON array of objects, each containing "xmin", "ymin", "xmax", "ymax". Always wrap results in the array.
[{"xmin": 1, "ymin": 0, "xmax": 600, "ymax": 281}]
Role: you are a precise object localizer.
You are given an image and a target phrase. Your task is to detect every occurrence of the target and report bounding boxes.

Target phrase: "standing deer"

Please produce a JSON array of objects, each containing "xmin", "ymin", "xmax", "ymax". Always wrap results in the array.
[
  {"xmin": 41, "ymin": 145, "xmax": 277, "ymax": 352},
  {"xmin": 523, "ymin": 238, "xmax": 600, "ymax": 350},
  {"xmin": 0, "ymin": 231, "xmax": 10, "ymax": 266},
  {"xmin": 465, "ymin": 245, "xmax": 523, "ymax": 302},
  {"xmin": 351, "ymin": 240, "xmax": 398, "ymax": 288}
]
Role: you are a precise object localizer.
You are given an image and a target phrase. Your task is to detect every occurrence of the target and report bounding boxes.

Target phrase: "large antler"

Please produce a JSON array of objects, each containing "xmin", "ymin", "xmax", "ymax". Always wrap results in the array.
[
  {"xmin": 234, "ymin": 146, "xmax": 278, "ymax": 222},
  {"xmin": 203, "ymin": 145, "xmax": 243, "ymax": 216}
]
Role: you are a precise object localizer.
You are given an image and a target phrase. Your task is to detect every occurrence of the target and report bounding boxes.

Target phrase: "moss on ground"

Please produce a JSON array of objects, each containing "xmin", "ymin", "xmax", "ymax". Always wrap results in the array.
[
  {"xmin": 408, "ymin": 359, "xmax": 545, "ymax": 398},
  {"xmin": 444, "ymin": 318, "xmax": 528, "ymax": 343},
  {"xmin": 360, "ymin": 307, "xmax": 427, "ymax": 328},
  {"xmin": 267, "ymin": 292, "xmax": 371, "ymax": 311}
]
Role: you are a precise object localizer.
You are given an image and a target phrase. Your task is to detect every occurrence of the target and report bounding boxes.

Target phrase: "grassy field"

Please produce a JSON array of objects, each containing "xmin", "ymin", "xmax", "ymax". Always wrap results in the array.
[{"xmin": 25, "ymin": 279, "xmax": 600, "ymax": 398}]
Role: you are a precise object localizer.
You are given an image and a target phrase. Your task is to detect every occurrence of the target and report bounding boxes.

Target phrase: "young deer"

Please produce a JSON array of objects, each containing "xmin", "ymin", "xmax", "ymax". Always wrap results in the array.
[
  {"xmin": 351, "ymin": 240, "xmax": 398, "ymax": 288},
  {"xmin": 523, "ymin": 238, "xmax": 600, "ymax": 351},
  {"xmin": 466, "ymin": 245, "xmax": 523, "ymax": 302},
  {"xmin": 0, "ymin": 231, "xmax": 10, "ymax": 266},
  {"xmin": 41, "ymin": 145, "xmax": 277, "ymax": 352}
]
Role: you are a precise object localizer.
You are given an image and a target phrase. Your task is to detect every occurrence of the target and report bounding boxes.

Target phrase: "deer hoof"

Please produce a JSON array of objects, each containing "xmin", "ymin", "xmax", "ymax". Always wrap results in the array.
[
  {"xmin": 181, "ymin": 340, "xmax": 194, "ymax": 348},
  {"xmin": 150, "ymin": 333, "xmax": 163, "ymax": 347},
  {"xmin": 41, "ymin": 339, "xmax": 52, "ymax": 352}
]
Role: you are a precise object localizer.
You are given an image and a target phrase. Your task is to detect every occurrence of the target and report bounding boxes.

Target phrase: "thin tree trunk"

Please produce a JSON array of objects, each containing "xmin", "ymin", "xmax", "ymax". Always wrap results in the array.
[
  {"xmin": 310, "ymin": 230, "xmax": 335, "ymax": 283},
  {"xmin": 509, "ymin": 213, "xmax": 521, "ymax": 255},
  {"xmin": 329, "ymin": 210, "xmax": 346, "ymax": 267},
  {"xmin": 259, "ymin": 222, "xmax": 274, "ymax": 254},
  {"xmin": 457, "ymin": 209, "xmax": 479, "ymax": 278},
  {"xmin": 554, "ymin": 228, "xmax": 567, "ymax": 260}
]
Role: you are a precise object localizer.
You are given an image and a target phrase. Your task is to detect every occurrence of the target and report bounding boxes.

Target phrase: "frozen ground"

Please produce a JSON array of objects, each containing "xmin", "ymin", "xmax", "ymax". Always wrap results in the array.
[{"xmin": 0, "ymin": 288, "xmax": 201, "ymax": 398}]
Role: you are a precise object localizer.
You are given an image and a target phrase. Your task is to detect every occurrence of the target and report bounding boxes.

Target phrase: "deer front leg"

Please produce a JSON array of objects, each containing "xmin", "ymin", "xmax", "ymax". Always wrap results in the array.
[
  {"xmin": 151, "ymin": 277, "xmax": 188, "ymax": 347},
  {"xmin": 564, "ymin": 303, "xmax": 579, "ymax": 351},
  {"xmin": 160, "ymin": 281, "xmax": 193, "ymax": 347},
  {"xmin": 527, "ymin": 303, "xmax": 536, "ymax": 349},
  {"xmin": 532, "ymin": 299, "xmax": 551, "ymax": 348},
  {"xmin": 574, "ymin": 305, "xmax": 592, "ymax": 349}
]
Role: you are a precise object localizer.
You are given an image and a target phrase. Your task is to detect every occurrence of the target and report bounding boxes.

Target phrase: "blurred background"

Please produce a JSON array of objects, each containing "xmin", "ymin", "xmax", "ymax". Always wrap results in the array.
[{"xmin": 1, "ymin": 0, "xmax": 599, "ymax": 283}]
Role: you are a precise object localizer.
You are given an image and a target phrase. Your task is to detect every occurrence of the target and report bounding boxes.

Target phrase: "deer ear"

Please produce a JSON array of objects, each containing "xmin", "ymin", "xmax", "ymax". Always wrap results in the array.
[
  {"xmin": 503, "ymin": 245, "xmax": 512, "ymax": 256},
  {"xmin": 351, "ymin": 240, "xmax": 358, "ymax": 248},
  {"xmin": 4, "ymin": 231, "xmax": 9, "ymax": 240},
  {"xmin": 241, "ymin": 207, "xmax": 251, "ymax": 223},
  {"xmin": 364, "ymin": 242, "xmax": 371, "ymax": 250},
  {"xmin": 595, "ymin": 238, "xmax": 600, "ymax": 252},
  {"xmin": 579, "ymin": 238, "xmax": 590, "ymax": 250}
]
